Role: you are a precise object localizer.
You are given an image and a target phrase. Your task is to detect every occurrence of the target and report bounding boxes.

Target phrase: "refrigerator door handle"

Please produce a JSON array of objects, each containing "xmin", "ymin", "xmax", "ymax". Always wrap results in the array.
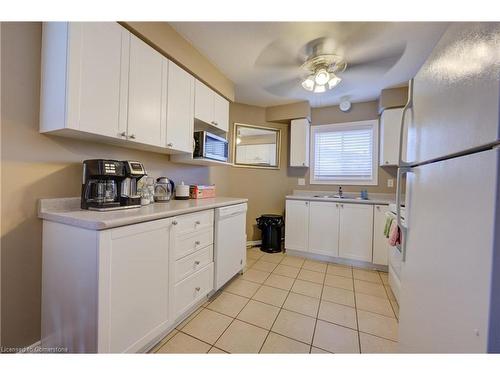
[
  {"xmin": 398, "ymin": 78, "xmax": 414, "ymax": 167},
  {"xmin": 396, "ymin": 166, "xmax": 412, "ymax": 261}
]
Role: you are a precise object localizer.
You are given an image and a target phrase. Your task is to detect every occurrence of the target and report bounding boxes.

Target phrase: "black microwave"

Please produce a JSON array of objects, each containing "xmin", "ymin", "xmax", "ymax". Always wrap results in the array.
[{"xmin": 193, "ymin": 131, "xmax": 229, "ymax": 162}]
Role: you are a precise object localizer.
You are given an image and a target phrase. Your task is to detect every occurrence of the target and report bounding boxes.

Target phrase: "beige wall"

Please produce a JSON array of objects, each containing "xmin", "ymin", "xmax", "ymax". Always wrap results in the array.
[
  {"xmin": 378, "ymin": 86, "xmax": 408, "ymax": 113},
  {"xmin": 122, "ymin": 22, "xmax": 235, "ymax": 101},
  {"xmin": 0, "ymin": 22, "xmax": 230, "ymax": 348},
  {"xmin": 228, "ymin": 103, "xmax": 296, "ymax": 241},
  {"xmin": 265, "ymin": 101, "xmax": 311, "ymax": 123}
]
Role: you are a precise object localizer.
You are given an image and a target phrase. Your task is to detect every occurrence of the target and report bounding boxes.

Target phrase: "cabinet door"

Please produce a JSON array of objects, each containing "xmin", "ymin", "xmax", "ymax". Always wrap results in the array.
[
  {"xmin": 308, "ymin": 201, "xmax": 340, "ymax": 257},
  {"xmin": 380, "ymin": 108, "xmax": 404, "ymax": 166},
  {"xmin": 166, "ymin": 61, "xmax": 195, "ymax": 153},
  {"xmin": 67, "ymin": 22, "xmax": 129, "ymax": 138},
  {"xmin": 99, "ymin": 219, "xmax": 171, "ymax": 353},
  {"xmin": 339, "ymin": 203, "xmax": 374, "ymax": 262},
  {"xmin": 285, "ymin": 200, "xmax": 309, "ymax": 252},
  {"xmin": 127, "ymin": 34, "xmax": 165, "ymax": 147},
  {"xmin": 213, "ymin": 93, "xmax": 229, "ymax": 132},
  {"xmin": 372, "ymin": 205, "xmax": 390, "ymax": 265},
  {"xmin": 290, "ymin": 119, "xmax": 310, "ymax": 167},
  {"xmin": 194, "ymin": 79, "xmax": 214, "ymax": 125}
]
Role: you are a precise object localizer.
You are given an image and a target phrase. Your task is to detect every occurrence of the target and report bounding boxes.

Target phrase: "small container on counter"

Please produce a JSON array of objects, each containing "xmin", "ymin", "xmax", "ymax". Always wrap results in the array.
[
  {"xmin": 175, "ymin": 181, "xmax": 190, "ymax": 200},
  {"xmin": 189, "ymin": 184, "xmax": 216, "ymax": 199}
]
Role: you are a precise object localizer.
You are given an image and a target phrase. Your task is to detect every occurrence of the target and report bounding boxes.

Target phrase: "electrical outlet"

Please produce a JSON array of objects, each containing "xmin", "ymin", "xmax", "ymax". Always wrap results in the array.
[
  {"xmin": 387, "ymin": 179, "xmax": 394, "ymax": 188},
  {"xmin": 298, "ymin": 178, "xmax": 306, "ymax": 186}
]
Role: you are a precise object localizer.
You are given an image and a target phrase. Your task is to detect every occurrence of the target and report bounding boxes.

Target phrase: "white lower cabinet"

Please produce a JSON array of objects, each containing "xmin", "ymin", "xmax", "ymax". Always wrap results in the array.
[
  {"xmin": 338, "ymin": 203, "xmax": 374, "ymax": 262},
  {"xmin": 372, "ymin": 205, "xmax": 390, "ymax": 265},
  {"xmin": 99, "ymin": 219, "xmax": 171, "ymax": 353},
  {"xmin": 285, "ymin": 199, "xmax": 384, "ymax": 265},
  {"xmin": 284, "ymin": 199, "xmax": 309, "ymax": 252},
  {"xmin": 173, "ymin": 263, "xmax": 214, "ymax": 318},
  {"xmin": 41, "ymin": 208, "xmax": 223, "ymax": 353},
  {"xmin": 308, "ymin": 201, "xmax": 340, "ymax": 257}
]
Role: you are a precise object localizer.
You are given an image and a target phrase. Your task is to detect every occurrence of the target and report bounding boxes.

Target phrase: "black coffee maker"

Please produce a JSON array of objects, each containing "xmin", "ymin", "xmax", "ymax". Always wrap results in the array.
[{"xmin": 81, "ymin": 159, "xmax": 146, "ymax": 211}]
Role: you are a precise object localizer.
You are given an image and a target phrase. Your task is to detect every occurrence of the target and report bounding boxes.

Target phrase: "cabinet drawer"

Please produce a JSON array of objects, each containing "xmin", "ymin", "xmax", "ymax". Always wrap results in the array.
[
  {"xmin": 174, "ymin": 263, "xmax": 214, "ymax": 319},
  {"xmin": 174, "ymin": 245, "xmax": 213, "ymax": 283},
  {"xmin": 173, "ymin": 209, "xmax": 214, "ymax": 237},
  {"xmin": 174, "ymin": 228, "xmax": 213, "ymax": 260}
]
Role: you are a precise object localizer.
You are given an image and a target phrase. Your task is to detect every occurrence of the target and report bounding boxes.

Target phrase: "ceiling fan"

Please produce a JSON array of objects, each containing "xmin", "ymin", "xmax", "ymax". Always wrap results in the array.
[
  {"xmin": 299, "ymin": 50, "xmax": 347, "ymax": 93},
  {"xmin": 256, "ymin": 32, "xmax": 406, "ymax": 97}
]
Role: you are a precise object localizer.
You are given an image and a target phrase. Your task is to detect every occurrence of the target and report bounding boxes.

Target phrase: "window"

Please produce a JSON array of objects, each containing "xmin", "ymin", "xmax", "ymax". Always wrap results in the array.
[{"xmin": 310, "ymin": 120, "xmax": 378, "ymax": 185}]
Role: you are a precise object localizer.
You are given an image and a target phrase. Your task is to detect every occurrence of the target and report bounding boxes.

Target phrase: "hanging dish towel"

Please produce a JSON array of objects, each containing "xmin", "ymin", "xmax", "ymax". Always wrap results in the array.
[
  {"xmin": 388, "ymin": 220, "xmax": 401, "ymax": 246},
  {"xmin": 383, "ymin": 215, "xmax": 394, "ymax": 238}
]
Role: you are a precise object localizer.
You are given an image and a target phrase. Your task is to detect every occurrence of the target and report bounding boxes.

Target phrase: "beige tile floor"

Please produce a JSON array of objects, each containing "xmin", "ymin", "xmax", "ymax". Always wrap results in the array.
[{"xmin": 152, "ymin": 247, "xmax": 399, "ymax": 354}]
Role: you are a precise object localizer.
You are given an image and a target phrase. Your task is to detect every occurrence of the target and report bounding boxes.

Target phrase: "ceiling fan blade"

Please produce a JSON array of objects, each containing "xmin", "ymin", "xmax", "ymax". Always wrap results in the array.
[
  {"xmin": 264, "ymin": 77, "xmax": 303, "ymax": 97},
  {"xmin": 341, "ymin": 42, "xmax": 407, "ymax": 75},
  {"xmin": 254, "ymin": 39, "xmax": 304, "ymax": 68}
]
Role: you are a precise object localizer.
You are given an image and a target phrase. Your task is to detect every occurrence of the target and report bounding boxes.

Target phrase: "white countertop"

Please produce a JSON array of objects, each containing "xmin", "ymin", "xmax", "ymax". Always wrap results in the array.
[
  {"xmin": 38, "ymin": 197, "xmax": 248, "ymax": 230},
  {"xmin": 286, "ymin": 190, "xmax": 396, "ymax": 205}
]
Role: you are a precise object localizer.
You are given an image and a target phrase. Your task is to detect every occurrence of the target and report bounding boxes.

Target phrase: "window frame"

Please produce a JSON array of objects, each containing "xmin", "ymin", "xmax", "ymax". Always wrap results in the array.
[{"xmin": 309, "ymin": 120, "xmax": 379, "ymax": 186}]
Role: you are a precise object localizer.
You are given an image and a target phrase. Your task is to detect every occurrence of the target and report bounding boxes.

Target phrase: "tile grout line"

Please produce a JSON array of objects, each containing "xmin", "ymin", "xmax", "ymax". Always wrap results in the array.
[
  {"xmin": 351, "ymin": 266, "xmax": 362, "ymax": 353},
  {"xmin": 258, "ymin": 251, "xmax": 295, "ymax": 353},
  {"xmin": 308, "ymin": 266, "xmax": 326, "ymax": 353}
]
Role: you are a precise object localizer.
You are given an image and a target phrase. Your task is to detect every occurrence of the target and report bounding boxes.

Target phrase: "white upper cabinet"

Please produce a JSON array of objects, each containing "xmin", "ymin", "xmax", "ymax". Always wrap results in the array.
[
  {"xmin": 308, "ymin": 201, "xmax": 340, "ymax": 257},
  {"xmin": 338, "ymin": 203, "xmax": 374, "ymax": 262},
  {"xmin": 372, "ymin": 205, "xmax": 389, "ymax": 266},
  {"xmin": 166, "ymin": 62, "xmax": 195, "ymax": 153},
  {"xmin": 40, "ymin": 22, "xmax": 220, "ymax": 156},
  {"xmin": 213, "ymin": 93, "xmax": 230, "ymax": 132},
  {"xmin": 284, "ymin": 200, "xmax": 309, "ymax": 252},
  {"xmin": 127, "ymin": 34, "xmax": 166, "ymax": 147},
  {"xmin": 290, "ymin": 118, "xmax": 310, "ymax": 167},
  {"xmin": 194, "ymin": 80, "xmax": 214, "ymax": 125},
  {"xmin": 380, "ymin": 107, "xmax": 405, "ymax": 166},
  {"xmin": 194, "ymin": 79, "xmax": 229, "ymax": 132},
  {"xmin": 41, "ymin": 22, "xmax": 130, "ymax": 138}
]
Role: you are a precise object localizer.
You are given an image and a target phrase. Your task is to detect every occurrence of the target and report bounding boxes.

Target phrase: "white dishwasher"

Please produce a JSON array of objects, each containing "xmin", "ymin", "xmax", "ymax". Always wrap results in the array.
[{"xmin": 214, "ymin": 203, "xmax": 247, "ymax": 290}]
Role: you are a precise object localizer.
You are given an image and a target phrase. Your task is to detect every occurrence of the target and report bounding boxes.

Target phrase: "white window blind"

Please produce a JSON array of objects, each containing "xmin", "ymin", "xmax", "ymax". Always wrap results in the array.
[{"xmin": 311, "ymin": 121, "xmax": 378, "ymax": 185}]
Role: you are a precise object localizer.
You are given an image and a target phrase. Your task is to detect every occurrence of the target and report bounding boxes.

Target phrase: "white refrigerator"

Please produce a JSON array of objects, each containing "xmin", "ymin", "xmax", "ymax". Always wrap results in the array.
[{"xmin": 397, "ymin": 22, "xmax": 500, "ymax": 353}]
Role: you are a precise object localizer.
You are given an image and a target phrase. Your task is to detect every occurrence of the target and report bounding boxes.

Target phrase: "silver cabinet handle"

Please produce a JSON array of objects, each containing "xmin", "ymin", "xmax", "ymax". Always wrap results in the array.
[
  {"xmin": 194, "ymin": 260, "xmax": 200, "ymax": 265},
  {"xmin": 305, "ymin": 201, "xmax": 309, "ymax": 205},
  {"xmin": 195, "ymin": 220, "xmax": 201, "ymax": 225},
  {"xmin": 129, "ymin": 134, "xmax": 136, "ymax": 139},
  {"xmin": 340, "ymin": 204, "xmax": 344, "ymax": 208},
  {"xmin": 172, "ymin": 220, "xmax": 178, "ymax": 226},
  {"xmin": 336, "ymin": 203, "xmax": 339, "ymax": 207},
  {"xmin": 167, "ymin": 142, "xmax": 173, "ymax": 147},
  {"xmin": 195, "ymin": 287, "xmax": 201, "ymax": 292},
  {"xmin": 119, "ymin": 131, "xmax": 127, "ymax": 137},
  {"xmin": 195, "ymin": 240, "xmax": 201, "ymax": 245}
]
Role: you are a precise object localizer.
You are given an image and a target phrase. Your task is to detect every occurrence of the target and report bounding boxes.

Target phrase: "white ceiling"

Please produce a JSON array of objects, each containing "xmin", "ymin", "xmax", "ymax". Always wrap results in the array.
[{"xmin": 170, "ymin": 22, "xmax": 449, "ymax": 108}]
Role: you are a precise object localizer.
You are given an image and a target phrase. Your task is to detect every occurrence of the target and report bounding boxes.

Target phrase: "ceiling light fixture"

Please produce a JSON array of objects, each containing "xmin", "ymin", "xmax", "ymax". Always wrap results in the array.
[{"xmin": 300, "ymin": 54, "xmax": 346, "ymax": 94}]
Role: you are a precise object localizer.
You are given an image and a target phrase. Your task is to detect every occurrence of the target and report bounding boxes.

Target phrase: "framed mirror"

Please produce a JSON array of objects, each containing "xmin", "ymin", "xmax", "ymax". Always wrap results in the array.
[{"xmin": 233, "ymin": 123, "xmax": 281, "ymax": 169}]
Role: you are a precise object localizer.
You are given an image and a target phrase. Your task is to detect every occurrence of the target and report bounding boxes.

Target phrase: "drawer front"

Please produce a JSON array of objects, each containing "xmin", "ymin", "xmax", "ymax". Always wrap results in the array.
[
  {"xmin": 173, "ymin": 209, "xmax": 214, "ymax": 237},
  {"xmin": 174, "ymin": 228, "xmax": 213, "ymax": 260},
  {"xmin": 174, "ymin": 245, "xmax": 213, "ymax": 283},
  {"xmin": 174, "ymin": 263, "xmax": 214, "ymax": 318}
]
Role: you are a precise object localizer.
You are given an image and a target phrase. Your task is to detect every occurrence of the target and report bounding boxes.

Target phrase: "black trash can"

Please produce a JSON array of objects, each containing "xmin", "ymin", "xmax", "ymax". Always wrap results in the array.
[{"xmin": 256, "ymin": 214, "xmax": 284, "ymax": 253}]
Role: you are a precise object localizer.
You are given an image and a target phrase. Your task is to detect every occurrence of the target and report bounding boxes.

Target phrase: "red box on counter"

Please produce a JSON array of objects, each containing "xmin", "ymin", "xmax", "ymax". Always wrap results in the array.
[{"xmin": 189, "ymin": 185, "xmax": 216, "ymax": 199}]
